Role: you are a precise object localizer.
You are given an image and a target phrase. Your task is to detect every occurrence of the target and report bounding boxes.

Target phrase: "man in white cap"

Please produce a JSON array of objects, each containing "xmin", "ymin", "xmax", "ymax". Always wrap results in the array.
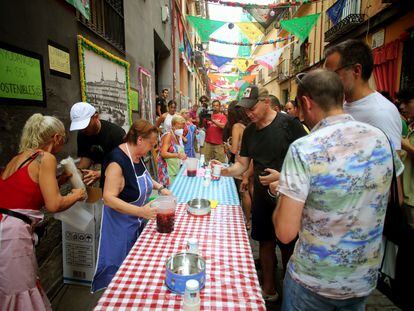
[{"xmin": 70, "ymin": 102, "xmax": 125, "ymax": 185}]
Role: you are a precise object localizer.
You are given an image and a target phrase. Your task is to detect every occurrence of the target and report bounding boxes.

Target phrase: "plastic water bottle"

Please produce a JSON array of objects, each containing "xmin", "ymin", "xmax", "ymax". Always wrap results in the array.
[
  {"xmin": 203, "ymin": 168, "xmax": 211, "ymax": 187},
  {"xmin": 183, "ymin": 279, "xmax": 200, "ymax": 311},
  {"xmin": 186, "ymin": 238, "xmax": 200, "ymax": 255},
  {"xmin": 199, "ymin": 154, "xmax": 205, "ymax": 168}
]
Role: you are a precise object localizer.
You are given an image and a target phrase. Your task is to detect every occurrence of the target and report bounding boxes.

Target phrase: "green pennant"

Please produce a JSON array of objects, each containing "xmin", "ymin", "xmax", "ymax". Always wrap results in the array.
[
  {"xmin": 237, "ymin": 35, "xmax": 251, "ymax": 58},
  {"xmin": 223, "ymin": 76, "xmax": 239, "ymax": 84},
  {"xmin": 187, "ymin": 16, "xmax": 226, "ymax": 42},
  {"xmin": 237, "ymin": 82, "xmax": 250, "ymax": 100},
  {"xmin": 280, "ymin": 13, "xmax": 321, "ymax": 42},
  {"xmin": 66, "ymin": 0, "xmax": 90, "ymax": 20}
]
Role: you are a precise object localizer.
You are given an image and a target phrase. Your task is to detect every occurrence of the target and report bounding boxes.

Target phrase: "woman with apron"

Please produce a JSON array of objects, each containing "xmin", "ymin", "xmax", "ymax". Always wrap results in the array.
[
  {"xmin": 92, "ymin": 120, "xmax": 171, "ymax": 292},
  {"xmin": 157, "ymin": 116, "xmax": 187, "ymax": 187}
]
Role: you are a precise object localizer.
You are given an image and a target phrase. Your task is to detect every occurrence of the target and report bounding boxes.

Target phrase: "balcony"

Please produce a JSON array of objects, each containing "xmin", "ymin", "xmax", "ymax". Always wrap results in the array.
[
  {"xmin": 291, "ymin": 55, "xmax": 309, "ymax": 75},
  {"xmin": 324, "ymin": 0, "xmax": 365, "ymax": 42},
  {"xmin": 276, "ymin": 59, "xmax": 290, "ymax": 82}
]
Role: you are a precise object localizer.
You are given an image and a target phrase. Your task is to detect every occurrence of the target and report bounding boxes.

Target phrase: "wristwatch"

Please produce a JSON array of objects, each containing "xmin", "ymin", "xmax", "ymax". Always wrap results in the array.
[{"xmin": 158, "ymin": 185, "xmax": 166, "ymax": 194}]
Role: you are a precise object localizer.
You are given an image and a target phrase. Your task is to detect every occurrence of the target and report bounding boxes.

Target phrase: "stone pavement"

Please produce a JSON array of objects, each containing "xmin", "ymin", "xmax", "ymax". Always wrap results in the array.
[{"xmin": 52, "ymin": 233, "xmax": 400, "ymax": 310}]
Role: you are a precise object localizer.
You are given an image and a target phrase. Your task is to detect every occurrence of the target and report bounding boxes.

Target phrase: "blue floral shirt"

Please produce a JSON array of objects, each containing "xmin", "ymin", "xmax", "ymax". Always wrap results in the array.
[{"xmin": 278, "ymin": 114, "xmax": 403, "ymax": 299}]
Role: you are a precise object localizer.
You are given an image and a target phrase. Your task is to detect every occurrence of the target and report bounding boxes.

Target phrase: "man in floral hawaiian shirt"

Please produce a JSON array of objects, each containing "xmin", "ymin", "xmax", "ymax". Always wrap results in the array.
[{"xmin": 272, "ymin": 69, "xmax": 403, "ymax": 311}]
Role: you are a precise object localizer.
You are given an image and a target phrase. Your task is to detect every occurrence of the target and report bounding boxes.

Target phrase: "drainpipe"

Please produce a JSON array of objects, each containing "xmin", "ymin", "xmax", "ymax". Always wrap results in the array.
[
  {"xmin": 171, "ymin": 0, "xmax": 177, "ymax": 101},
  {"xmin": 320, "ymin": 0, "xmax": 324, "ymax": 61},
  {"xmin": 313, "ymin": 1, "xmax": 318, "ymax": 64}
]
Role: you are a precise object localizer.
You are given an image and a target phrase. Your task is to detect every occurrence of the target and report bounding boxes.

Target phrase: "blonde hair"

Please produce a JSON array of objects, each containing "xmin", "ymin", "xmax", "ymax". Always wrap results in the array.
[
  {"xmin": 172, "ymin": 115, "xmax": 186, "ymax": 126},
  {"xmin": 180, "ymin": 109, "xmax": 189, "ymax": 115},
  {"xmin": 19, "ymin": 113, "xmax": 65, "ymax": 152}
]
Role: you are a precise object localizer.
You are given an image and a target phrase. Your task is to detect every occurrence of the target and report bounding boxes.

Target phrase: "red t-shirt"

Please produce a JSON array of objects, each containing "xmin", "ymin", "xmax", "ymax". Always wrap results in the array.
[{"xmin": 205, "ymin": 113, "xmax": 227, "ymax": 145}]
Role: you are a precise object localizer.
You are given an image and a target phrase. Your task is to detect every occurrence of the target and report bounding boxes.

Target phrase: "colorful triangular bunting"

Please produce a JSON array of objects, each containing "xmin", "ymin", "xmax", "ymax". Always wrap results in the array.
[
  {"xmin": 236, "ymin": 22, "xmax": 264, "ymax": 43},
  {"xmin": 187, "ymin": 16, "xmax": 226, "ymax": 42},
  {"xmin": 207, "ymin": 54, "xmax": 233, "ymax": 68},
  {"xmin": 254, "ymin": 48, "xmax": 283, "ymax": 70},
  {"xmin": 280, "ymin": 13, "xmax": 321, "ymax": 42}
]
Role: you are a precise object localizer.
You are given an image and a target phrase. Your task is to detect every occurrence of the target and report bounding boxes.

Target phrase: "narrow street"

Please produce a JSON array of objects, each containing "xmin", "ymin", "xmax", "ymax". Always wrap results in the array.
[{"xmin": 1, "ymin": 0, "xmax": 413, "ymax": 310}]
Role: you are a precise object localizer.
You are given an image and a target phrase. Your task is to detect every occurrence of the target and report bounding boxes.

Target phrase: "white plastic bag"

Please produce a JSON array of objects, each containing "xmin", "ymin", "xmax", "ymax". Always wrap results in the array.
[
  {"xmin": 54, "ymin": 202, "xmax": 93, "ymax": 231},
  {"xmin": 60, "ymin": 156, "xmax": 86, "ymax": 191}
]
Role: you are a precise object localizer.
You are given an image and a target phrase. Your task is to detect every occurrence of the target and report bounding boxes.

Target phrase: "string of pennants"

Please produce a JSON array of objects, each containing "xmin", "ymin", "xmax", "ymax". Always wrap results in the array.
[
  {"xmin": 207, "ymin": 40, "xmax": 295, "ymax": 71},
  {"xmin": 207, "ymin": 39, "xmax": 297, "ymax": 102},
  {"xmin": 188, "ymin": 14, "xmax": 320, "ymax": 46},
  {"xmin": 209, "ymin": 35, "xmax": 293, "ymax": 46},
  {"xmin": 207, "ymin": 0, "xmax": 318, "ymax": 9}
]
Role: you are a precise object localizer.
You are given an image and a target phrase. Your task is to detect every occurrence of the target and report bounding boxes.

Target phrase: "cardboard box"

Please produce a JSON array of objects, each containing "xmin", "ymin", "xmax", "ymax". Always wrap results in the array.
[{"xmin": 62, "ymin": 187, "xmax": 102, "ymax": 286}]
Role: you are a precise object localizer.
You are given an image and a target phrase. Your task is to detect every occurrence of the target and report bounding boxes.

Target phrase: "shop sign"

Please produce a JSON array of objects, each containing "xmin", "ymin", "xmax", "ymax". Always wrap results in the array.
[
  {"xmin": 48, "ymin": 41, "xmax": 71, "ymax": 79},
  {"xmin": 0, "ymin": 42, "xmax": 45, "ymax": 106}
]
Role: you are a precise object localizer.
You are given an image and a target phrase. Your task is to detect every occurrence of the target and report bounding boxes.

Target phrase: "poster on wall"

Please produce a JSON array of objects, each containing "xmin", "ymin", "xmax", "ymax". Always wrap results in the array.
[
  {"xmin": 48, "ymin": 40, "xmax": 71, "ymax": 79},
  {"xmin": 130, "ymin": 88, "xmax": 139, "ymax": 112},
  {"xmin": 78, "ymin": 35, "xmax": 131, "ymax": 130},
  {"xmin": 138, "ymin": 67, "xmax": 154, "ymax": 123},
  {"xmin": 0, "ymin": 42, "xmax": 46, "ymax": 106}
]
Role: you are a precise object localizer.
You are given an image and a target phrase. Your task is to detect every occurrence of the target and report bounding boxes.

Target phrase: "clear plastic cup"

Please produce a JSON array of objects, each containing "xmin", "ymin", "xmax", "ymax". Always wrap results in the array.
[
  {"xmin": 212, "ymin": 164, "xmax": 222, "ymax": 180},
  {"xmin": 186, "ymin": 158, "xmax": 199, "ymax": 177}
]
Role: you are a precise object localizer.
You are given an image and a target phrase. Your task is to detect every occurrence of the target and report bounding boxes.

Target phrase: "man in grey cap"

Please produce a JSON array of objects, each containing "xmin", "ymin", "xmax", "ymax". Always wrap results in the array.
[
  {"xmin": 70, "ymin": 102, "xmax": 125, "ymax": 185},
  {"xmin": 220, "ymin": 85, "xmax": 307, "ymax": 301}
]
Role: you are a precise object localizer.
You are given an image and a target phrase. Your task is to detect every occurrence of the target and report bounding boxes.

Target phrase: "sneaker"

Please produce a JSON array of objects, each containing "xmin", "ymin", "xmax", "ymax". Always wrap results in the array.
[{"xmin": 261, "ymin": 290, "xmax": 279, "ymax": 302}]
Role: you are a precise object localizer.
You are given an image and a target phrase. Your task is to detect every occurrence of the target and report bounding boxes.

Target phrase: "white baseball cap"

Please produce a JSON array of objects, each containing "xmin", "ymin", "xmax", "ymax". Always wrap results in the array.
[{"xmin": 70, "ymin": 102, "xmax": 96, "ymax": 131}]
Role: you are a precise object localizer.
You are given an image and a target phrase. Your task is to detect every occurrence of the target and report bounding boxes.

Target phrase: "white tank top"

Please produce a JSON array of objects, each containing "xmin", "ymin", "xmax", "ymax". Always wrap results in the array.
[{"xmin": 163, "ymin": 113, "xmax": 174, "ymax": 133}]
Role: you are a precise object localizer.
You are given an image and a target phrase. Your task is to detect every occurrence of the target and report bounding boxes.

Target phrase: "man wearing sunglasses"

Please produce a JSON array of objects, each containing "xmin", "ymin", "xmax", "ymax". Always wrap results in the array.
[
  {"xmin": 220, "ymin": 85, "xmax": 307, "ymax": 301},
  {"xmin": 324, "ymin": 39, "xmax": 401, "ymax": 151},
  {"xmin": 272, "ymin": 69, "xmax": 403, "ymax": 310}
]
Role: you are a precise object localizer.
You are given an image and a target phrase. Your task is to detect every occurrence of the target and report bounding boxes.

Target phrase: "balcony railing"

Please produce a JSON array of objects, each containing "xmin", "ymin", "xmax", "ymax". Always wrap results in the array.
[
  {"xmin": 324, "ymin": 0, "xmax": 365, "ymax": 42},
  {"xmin": 276, "ymin": 59, "xmax": 290, "ymax": 82},
  {"xmin": 291, "ymin": 54, "xmax": 309, "ymax": 75}
]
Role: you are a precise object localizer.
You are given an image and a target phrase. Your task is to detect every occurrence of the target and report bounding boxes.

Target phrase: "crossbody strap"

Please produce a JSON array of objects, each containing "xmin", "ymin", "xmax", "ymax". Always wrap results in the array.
[
  {"xmin": 378, "ymin": 130, "xmax": 398, "ymax": 271},
  {"xmin": 0, "ymin": 208, "xmax": 32, "ymax": 225}
]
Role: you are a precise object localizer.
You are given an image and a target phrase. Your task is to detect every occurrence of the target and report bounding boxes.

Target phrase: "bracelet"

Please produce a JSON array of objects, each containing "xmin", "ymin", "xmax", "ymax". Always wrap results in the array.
[
  {"xmin": 158, "ymin": 185, "xmax": 165, "ymax": 194},
  {"xmin": 268, "ymin": 188, "xmax": 279, "ymax": 199}
]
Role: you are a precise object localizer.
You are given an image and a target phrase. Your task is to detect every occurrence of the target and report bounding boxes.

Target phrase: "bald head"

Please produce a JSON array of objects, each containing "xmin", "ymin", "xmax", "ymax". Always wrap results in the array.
[{"xmin": 297, "ymin": 69, "xmax": 344, "ymax": 112}]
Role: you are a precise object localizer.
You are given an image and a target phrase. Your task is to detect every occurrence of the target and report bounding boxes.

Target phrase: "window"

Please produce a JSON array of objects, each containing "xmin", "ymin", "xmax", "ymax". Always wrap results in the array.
[{"xmin": 77, "ymin": 0, "xmax": 125, "ymax": 52}]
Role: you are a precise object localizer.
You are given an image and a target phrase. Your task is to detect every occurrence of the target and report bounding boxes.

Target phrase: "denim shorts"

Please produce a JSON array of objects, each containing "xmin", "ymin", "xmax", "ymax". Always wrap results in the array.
[{"xmin": 282, "ymin": 272, "xmax": 368, "ymax": 311}]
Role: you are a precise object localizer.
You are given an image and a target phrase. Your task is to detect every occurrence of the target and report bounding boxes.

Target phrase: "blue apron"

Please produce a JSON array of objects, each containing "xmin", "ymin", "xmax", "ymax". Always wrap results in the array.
[{"xmin": 91, "ymin": 144, "xmax": 153, "ymax": 292}]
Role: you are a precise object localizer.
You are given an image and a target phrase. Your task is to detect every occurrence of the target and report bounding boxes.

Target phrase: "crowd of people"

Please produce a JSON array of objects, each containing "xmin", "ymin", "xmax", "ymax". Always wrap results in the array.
[{"xmin": 1, "ymin": 38, "xmax": 413, "ymax": 310}]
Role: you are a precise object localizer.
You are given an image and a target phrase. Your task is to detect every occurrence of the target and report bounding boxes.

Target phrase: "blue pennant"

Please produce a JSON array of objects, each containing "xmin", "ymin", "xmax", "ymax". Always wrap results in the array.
[{"xmin": 207, "ymin": 53, "xmax": 233, "ymax": 68}]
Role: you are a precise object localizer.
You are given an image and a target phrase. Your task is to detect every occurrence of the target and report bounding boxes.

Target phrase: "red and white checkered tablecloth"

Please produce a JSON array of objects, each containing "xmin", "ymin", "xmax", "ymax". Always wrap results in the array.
[{"xmin": 95, "ymin": 203, "xmax": 266, "ymax": 310}]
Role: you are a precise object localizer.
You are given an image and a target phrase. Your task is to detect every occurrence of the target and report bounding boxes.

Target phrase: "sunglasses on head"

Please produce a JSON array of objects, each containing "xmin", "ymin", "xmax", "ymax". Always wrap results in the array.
[{"xmin": 295, "ymin": 73, "xmax": 312, "ymax": 98}]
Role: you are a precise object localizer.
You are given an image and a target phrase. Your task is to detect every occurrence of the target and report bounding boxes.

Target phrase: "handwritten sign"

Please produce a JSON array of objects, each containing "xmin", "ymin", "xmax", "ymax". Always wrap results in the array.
[
  {"xmin": 48, "ymin": 42, "xmax": 71, "ymax": 77},
  {"xmin": 0, "ymin": 43, "xmax": 45, "ymax": 105}
]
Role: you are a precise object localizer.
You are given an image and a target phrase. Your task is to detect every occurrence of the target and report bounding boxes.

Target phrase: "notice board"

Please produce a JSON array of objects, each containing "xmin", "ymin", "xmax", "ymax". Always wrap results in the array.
[{"xmin": 0, "ymin": 42, "xmax": 46, "ymax": 106}]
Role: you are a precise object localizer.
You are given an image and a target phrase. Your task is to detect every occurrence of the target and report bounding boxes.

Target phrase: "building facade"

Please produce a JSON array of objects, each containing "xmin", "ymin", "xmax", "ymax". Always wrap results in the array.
[
  {"xmin": 252, "ymin": 0, "xmax": 414, "ymax": 105},
  {"xmin": 0, "ymin": 0, "xmax": 208, "ymax": 297}
]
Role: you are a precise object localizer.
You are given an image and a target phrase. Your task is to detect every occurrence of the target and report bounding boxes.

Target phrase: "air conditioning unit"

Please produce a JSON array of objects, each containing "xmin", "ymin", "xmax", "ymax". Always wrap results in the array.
[{"xmin": 161, "ymin": 5, "xmax": 169, "ymax": 23}]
